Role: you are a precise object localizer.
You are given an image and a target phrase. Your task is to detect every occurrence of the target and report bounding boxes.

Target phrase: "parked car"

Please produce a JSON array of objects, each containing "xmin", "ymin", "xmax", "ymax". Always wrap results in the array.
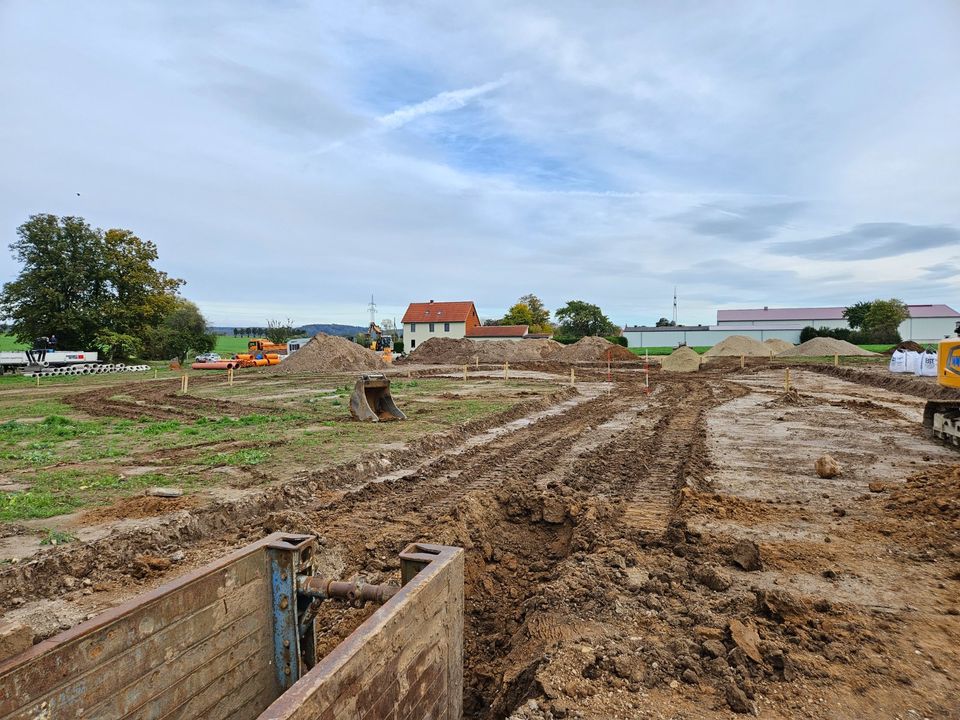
[{"xmin": 194, "ymin": 352, "xmax": 221, "ymax": 363}]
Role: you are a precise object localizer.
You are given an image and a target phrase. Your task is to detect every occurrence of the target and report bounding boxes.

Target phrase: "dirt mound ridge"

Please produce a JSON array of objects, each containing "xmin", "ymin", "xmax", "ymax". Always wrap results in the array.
[
  {"xmin": 272, "ymin": 333, "xmax": 387, "ymax": 372},
  {"xmin": 777, "ymin": 337, "xmax": 877, "ymax": 357},
  {"xmin": 703, "ymin": 335, "xmax": 771, "ymax": 357},
  {"xmin": 408, "ymin": 337, "xmax": 564, "ymax": 364},
  {"xmin": 558, "ymin": 336, "xmax": 635, "ymax": 362},
  {"xmin": 764, "ymin": 338, "xmax": 794, "ymax": 354},
  {"xmin": 660, "ymin": 345, "xmax": 701, "ymax": 372}
]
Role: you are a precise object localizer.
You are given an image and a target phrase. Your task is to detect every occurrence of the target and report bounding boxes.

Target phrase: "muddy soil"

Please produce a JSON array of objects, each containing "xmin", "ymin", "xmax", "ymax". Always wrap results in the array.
[{"xmin": 2, "ymin": 368, "xmax": 959, "ymax": 719}]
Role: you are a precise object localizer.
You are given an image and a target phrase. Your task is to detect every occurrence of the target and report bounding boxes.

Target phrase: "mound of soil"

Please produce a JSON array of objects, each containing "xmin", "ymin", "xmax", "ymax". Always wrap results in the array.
[
  {"xmin": 407, "ymin": 337, "xmax": 565, "ymax": 364},
  {"xmin": 884, "ymin": 340, "xmax": 925, "ymax": 355},
  {"xmin": 764, "ymin": 338, "xmax": 794, "ymax": 354},
  {"xmin": 777, "ymin": 337, "xmax": 877, "ymax": 357},
  {"xmin": 660, "ymin": 345, "xmax": 701, "ymax": 372},
  {"xmin": 272, "ymin": 333, "xmax": 387, "ymax": 372},
  {"xmin": 703, "ymin": 335, "xmax": 772, "ymax": 357},
  {"xmin": 557, "ymin": 336, "xmax": 635, "ymax": 362}
]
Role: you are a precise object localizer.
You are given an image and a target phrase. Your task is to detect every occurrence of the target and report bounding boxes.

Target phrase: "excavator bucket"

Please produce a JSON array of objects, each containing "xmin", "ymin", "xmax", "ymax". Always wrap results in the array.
[{"xmin": 349, "ymin": 373, "xmax": 406, "ymax": 422}]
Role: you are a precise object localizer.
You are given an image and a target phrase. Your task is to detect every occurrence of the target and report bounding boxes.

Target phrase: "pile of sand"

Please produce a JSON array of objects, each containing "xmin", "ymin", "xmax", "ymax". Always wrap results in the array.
[
  {"xmin": 557, "ymin": 336, "xmax": 636, "ymax": 362},
  {"xmin": 271, "ymin": 333, "xmax": 387, "ymax": 372},
  {"xmin": 764, "ymin": 338, "xmax": 794, "ymax": 354},
  {"xmin": 777, "ymin": 337, "xmax": 877, "ymax": 357},
  {"xmin": 407, "ymin": 337, "xmax": 564, "ymax": 364},
  {"xmin": 660, "ymin": 345, "xmax": 701, "ymax": 373},
  {"xmin": 703, "ymin": 335, "xmax": 772, "ymax": 357}
]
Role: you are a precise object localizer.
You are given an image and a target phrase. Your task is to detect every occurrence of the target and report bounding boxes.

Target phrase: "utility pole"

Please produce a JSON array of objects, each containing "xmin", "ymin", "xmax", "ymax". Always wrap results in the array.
[
  {"xmin": 672, "ymin": 286, "xmax": 678, "ymax": 325},
  {"xmin": 368, "ymin": 295, "xmax": 377, "ymax": 326}
]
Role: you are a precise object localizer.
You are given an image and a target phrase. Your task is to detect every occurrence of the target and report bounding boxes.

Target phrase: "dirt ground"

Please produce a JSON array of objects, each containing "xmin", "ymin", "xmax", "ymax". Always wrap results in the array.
[{"xmin": 1, "ymin": 363, "xmax": 959, "ymax": 719}]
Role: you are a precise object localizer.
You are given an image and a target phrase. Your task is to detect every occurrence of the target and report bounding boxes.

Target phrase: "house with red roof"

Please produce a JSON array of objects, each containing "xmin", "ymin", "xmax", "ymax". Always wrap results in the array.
[{"xmin": 401, "ymin": 301, "xmax": 481, "ymax": 350}]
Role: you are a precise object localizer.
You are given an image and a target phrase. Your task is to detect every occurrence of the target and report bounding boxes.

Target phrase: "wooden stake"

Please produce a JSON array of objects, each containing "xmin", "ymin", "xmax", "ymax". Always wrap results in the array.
[
  {"xmin": 227, "ymin": 368, "xmax": 234, "ymax": 385},
  {"xmin": 154, "ymin": 369, "xmax": 158, "ymax": 379},
  {"xmin": 36, "ymin": 374, "xmax": 40, "ymax": 387},
  {"xmin": 570, "ymin": 367, "xmax": 575, "ymax": 386},
  {"xmin": 463, "ymin": 364, "xmax": 468, "ymax": 381},
  {"xmin": 784, "ymin": 367, "xmax": 791, "ymax": 391},
  {"xmin": 740, "ymin": 354, "xmax": 745, "ymax": 369},
  {"xmin": 834, "ymin": 353, "xmax": 839, "ymax": 367}
]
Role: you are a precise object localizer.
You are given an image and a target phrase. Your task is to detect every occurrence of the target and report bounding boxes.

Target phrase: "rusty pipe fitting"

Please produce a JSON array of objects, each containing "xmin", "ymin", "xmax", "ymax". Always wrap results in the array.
[{"xmin": 297, "ymin": 575, "xmax": 399, "ymax": 606}]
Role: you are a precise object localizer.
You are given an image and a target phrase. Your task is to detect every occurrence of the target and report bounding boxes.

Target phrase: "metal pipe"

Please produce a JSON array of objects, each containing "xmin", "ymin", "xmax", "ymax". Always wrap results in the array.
[{"xmin": 297, "ymin": 575, "xmax": 399, "ymax": 605}]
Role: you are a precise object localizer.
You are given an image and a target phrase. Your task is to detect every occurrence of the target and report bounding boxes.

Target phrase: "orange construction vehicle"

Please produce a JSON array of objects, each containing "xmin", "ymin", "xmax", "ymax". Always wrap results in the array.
[
  {"xmin": 247, "ymin": 338, "xmax": 287, "ymax": 354},
  {"xmin": 922, "ymin": 321, "xmax": 960, "ymax": 446}
]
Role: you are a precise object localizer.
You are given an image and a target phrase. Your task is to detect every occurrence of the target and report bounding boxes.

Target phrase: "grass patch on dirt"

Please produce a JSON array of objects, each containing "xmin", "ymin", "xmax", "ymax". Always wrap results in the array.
[{"xmin": 0, "ymin": 373, "xmax": 562, "ymax": 526}]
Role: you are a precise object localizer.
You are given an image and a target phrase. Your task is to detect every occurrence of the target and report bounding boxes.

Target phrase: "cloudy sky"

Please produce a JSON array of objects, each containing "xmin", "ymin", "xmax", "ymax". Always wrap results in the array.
[{"xmin": 1, "ymin": 1, "xmax": 958, "ymax": 327}]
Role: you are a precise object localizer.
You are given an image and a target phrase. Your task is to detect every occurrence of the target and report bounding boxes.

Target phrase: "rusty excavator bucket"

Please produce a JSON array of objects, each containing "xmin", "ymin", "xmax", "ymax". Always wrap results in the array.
[{"xmin": 349, "ymin": 373, "xmax": 406, "ymax": 422}]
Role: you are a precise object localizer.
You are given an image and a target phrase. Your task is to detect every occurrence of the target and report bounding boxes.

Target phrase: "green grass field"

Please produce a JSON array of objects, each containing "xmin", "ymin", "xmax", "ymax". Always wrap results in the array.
[
  {"xmin": 213, "ymin": 335, "xmax": 256, "ymax": 355},
  {"xmin": 0, "ymin": 335, "xmax": 28, "ymax": 351}
]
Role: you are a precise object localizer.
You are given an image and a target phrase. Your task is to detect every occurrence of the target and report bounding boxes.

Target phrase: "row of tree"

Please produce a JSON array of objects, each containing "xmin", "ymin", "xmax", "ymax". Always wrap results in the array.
[
  {"xmin": 800, "ymin": 298, "xmax": 910, "ymax": 344},
  {"xmin": 0, "ymin": 215, "xmax": 215, "ymax": 362},
  {"xmin": 484, "ymin": 294, "xmax": 620, "ymax": 342}
]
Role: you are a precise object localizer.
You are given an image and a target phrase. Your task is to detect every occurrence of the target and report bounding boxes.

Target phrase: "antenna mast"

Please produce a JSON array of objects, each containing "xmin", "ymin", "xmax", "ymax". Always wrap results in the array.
[{"xmin": 672, "ymin": 287, "xmax": 678, "ymax": 325}]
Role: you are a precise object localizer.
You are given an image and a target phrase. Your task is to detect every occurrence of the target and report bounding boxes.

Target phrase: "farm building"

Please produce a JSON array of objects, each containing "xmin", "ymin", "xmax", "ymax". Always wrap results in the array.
[
  {"xmin": 624, "ymin": 303, "xmax": 960, "ymax": 348},
  {"xmin": 402, "ymin": 300, "xmax": 480, "ymax": 350}
]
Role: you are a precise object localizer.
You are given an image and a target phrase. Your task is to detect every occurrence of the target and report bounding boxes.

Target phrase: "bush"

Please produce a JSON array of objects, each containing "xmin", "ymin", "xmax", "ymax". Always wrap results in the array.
[
  {"xmin": 799, "ymin": 325, "xmax": 899, "ymax": 345},
  {"xmin": 604, "ymin": 335, "xmax": 628, "ymax": 347},
  {"xmin": 393, "ymin": 340, "xmax": 404, "ymax": 353}
]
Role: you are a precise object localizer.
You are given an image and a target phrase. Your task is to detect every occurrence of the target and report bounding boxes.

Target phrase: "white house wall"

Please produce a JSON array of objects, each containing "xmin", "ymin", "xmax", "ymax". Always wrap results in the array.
[{"xmin": 403, "ymin": 321, "xmax": 467, "ymax": 349}]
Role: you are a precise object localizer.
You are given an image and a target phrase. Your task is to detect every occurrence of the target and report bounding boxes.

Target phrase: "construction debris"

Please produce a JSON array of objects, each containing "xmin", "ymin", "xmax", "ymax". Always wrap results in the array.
[
  {"xmin": 763, "ymin": 338, "xmax": 794, "ymax": 354},
  {"xmin": 703, "ymin": 335, "xmax": 772, "ymax": 357},
  {"xmin": 778, "ymin": 337, "xmax": 878, "ymax": 357},
  {"xmin": 660, "ymin": 345, "xmax": 701, "ymax": 372},
  {"xmin": 270, "ymin": 333, "xmax": 387, "ymax": 372}
]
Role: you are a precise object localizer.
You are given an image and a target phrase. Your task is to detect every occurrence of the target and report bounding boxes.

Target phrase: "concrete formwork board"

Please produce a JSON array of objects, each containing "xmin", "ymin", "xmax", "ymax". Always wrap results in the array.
[{"xmin": 0, "ymin": 535, "xmax": 464, "ymax": 720}]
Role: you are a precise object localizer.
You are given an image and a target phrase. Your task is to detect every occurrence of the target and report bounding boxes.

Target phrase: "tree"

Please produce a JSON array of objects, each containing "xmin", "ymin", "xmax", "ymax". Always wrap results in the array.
[
  {"xmin": 501, "ymin": 303, "xmax": 535, "ymax": 327},
  {"xmin": 554, "ymin": 300, "xmax": 618, "ymax": 341},
  {"xmin": 655, "ymin": 317, "xmax": 676, "ymax": 327},
  {"xmin": 482, "ymin": 318, "xmax": 502, "ymax": 326},
  {"xmin": 863, "ymin": 298, "xmax": 908, "ymax": 343},
  {"xmin": 94, "ymin": 331, "xmax": 144, "ymax": 363},
  {"xmin": 518, "ymin": 294, "xmax": 552, "ymax": 333},
  {"xmin": 144, "ymin": 298, "xmax": 215, "ymax": 363},
  {"xmin": 265, "ymin": 318, "xmax": 297, "ymax": 345},
  {"xmin": 842, "ymin": 301, "xmax": 872, "ymax": 330},
  {"xmin": 0, "ymin": 214, "xmax": 182, "ymax": 350}
]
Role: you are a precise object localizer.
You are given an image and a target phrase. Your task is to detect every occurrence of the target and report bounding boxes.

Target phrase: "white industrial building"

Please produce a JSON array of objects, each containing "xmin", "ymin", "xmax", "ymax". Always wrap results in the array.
[{"xmin": 623, "ymin": 304, "xmax": 960, "ymax": 349}]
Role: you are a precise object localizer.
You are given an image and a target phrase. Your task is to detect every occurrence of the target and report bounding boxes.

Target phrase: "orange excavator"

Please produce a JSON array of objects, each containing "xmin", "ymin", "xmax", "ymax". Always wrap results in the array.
[{"xmin": 233, "ymin": 338, "xmax": 285, "ymax": 368}]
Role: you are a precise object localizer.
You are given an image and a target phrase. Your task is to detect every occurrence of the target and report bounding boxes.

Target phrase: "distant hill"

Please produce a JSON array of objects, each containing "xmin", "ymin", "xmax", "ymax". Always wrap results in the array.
[{"xmin": 209, "ymin": 324, "xmax": 364, "ymax": 338}]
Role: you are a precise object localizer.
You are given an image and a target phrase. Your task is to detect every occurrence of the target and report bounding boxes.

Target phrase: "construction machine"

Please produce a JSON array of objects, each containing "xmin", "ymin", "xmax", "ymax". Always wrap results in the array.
[
  {"xmin": 248, "ymin": 338, "xmax": 287, "ymax": 354},
  {"xmin": 922, "ymin": 321, "xmax": 960, "ymax": 446},
  {"xmin": 367, "ymin": 323, "xmax": 393, "ymax": 352}
]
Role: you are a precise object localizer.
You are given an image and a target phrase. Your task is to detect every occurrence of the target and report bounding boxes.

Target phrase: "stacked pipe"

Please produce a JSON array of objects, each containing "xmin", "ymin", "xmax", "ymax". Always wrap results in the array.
[{"xmin": 24, "ymin": 363, "xmax": 151, "ymax": 378}]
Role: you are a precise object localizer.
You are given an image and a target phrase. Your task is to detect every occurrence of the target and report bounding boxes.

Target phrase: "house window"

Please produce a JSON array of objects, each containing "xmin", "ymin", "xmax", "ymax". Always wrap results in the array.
[
  {"xmin": 410, "ymin": 323, "xmax": 416, "ymax": 332},
  {"xmin": 444, "ymin": 323, "xmax": 450, "ymax": 332},
  {"xmin": 410, "ymin": 339, "xmax": 416, "ymax": 348},
  {"xmin": 429, "ymin": 323, "xmax": 435, "ymax": 332}
]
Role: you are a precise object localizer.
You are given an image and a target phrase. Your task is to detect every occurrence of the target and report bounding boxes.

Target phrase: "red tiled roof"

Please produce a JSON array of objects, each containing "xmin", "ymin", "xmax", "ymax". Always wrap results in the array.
[
  {"xmin": 466, "ymin": 325, "xmax": 529, "ymax": 338},
  {"xmin": 402, "ymin": 301, "xmax": 477, "ymax": 324},
  {"xmin": 717, "ymin": 304, "xmax": 959, "ymax": 322}
]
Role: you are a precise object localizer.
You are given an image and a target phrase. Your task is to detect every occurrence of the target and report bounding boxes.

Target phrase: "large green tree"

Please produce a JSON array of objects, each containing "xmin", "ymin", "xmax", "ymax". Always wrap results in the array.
[
  {"xmin": 518, "ymin": 293, "xmax": 552, "ymax": 332},
  {"xmin": 0, "ymin": 214, "xmax": 182, "ymax": 349},
  {"xmin": 144, "ymin": 298, "xmax": 215, "ymax": 364},
  {"xmin": 554, "ymin": 300, "xmax": 617, "ymax": 340},
  {"xmin": 501, "ymin": 303, "xmax": 535, "ymax": 327},
  {"xmin": 863, "ymin": 298, "xmax": 909, "ymax": 343},
  {"xmin": 842, "ymin": 301, "xmax": 872, "ymax": 329}
]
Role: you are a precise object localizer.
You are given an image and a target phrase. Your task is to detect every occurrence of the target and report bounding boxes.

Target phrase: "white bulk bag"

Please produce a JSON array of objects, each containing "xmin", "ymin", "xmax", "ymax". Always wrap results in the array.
[
  {"xmin": 904, "ymin": 350, "xmax": 921, "ymax": 374},
  {"xmin": 888, "ymin": 349, "xmax": 907, "ymax": 373},
  {"xmin": 918, "ymin": 351, "xmax": 938, "ymax": 377}
]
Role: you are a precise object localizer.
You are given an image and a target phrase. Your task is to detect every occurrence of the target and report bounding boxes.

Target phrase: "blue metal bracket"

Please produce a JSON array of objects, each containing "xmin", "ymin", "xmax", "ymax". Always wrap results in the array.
[{"xmin": 266, "ymin": 535, "xmax": 316, "ymax": 692}]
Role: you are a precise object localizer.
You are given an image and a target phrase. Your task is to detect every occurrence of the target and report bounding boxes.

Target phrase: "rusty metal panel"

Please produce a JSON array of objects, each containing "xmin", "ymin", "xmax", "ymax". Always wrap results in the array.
[
  {"xmin": 257, "ymin": 543, "xmax": 464, "ymax": 720},
  {"xmin": 0, "ymin": 533, "xmax": 294, "ymax": 720}
]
